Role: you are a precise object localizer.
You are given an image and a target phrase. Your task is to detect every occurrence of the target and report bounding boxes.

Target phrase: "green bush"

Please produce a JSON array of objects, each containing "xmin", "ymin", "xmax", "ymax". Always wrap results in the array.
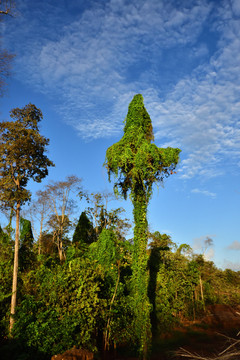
[{"xmin": 13, "ymin": 258, "xmax": 106, "ymax": 356}]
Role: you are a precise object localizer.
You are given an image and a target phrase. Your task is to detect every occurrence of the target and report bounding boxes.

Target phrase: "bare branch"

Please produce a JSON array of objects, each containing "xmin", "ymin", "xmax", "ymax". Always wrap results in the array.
[
  {"xmin": 0, "ymin": 0, "xmax": 15, "ymax": 16},
  {"xmin": 176, "ymin": 333, "xmax": 240, "ymax": 360}
]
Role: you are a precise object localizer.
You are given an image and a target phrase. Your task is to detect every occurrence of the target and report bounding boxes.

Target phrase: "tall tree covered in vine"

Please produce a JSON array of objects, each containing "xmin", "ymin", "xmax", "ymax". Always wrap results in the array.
[{"xmin": 105, "ymin": 94, "xmax": 180, "ymax": 357}]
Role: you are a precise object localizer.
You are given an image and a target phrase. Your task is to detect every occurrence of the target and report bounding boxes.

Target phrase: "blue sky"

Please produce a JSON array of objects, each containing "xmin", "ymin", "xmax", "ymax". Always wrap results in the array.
[{"xmin": 1, "ymin": 0, "xmax": 240, "ymax": 270}]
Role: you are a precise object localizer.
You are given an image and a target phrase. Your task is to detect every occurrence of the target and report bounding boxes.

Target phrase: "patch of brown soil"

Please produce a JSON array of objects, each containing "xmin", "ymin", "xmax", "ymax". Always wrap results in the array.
[
  {"xmin": 152, "ymin": 305, "xmax": 240, "ymax": 360},
  {"xmin": 202, "ymin": 304, "xmax": 240, "ymax": 331},
  {"xmin": 51, "ymin": 347, "xmax": 94, "ymax": 360}
]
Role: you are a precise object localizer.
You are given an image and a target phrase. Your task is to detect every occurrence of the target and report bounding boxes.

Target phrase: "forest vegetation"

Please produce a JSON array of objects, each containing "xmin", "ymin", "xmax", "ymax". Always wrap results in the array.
[{"xmin": 1, "ymin": 95, "xmax": 240, "ymax": 360}]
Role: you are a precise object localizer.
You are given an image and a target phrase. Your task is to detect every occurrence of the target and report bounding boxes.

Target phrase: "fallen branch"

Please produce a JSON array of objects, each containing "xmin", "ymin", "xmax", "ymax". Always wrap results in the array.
[{"xmin": 176, "ymin": 332, "xmax": 240, "ymax": 360}]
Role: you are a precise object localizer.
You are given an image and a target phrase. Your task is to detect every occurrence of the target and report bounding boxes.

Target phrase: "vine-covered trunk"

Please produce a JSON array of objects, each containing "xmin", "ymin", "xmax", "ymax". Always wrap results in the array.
[
  {"xmin": 10, "ymin": 201, "xmax": 20, "ymax": 333},
  {"xmin": 132, "ymin": 188, "xmax": 151, "ymax": 359},
  {"xmin": 105, "ymin": 94, "xmax": 181, "ymax": 357}
]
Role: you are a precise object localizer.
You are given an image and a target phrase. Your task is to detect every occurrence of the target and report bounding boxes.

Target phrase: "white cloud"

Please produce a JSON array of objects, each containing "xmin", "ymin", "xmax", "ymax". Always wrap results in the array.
[
  {"xmin": 191, "ymin": 188, "xmax": 216, "ymax": 198},
  {"xmin": 5, "ymin": 0, "xmax": 212, "ymax": 114},
  {"xmin": 146, "ymin": 34, "xmax": 240, "ymax": 178}
]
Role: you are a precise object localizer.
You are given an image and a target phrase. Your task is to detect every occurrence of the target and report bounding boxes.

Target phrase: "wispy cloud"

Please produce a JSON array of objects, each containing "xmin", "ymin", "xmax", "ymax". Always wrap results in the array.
[
  {"xmin": 191, "ymin": 188, "xmax": 216, "ymax": 198},
  {"xmin": 227, "ymin": 240, "xmax": 240, "ymax": 251},
  {"xmin": 3, "ymin": 0, "xmax": 240, "ymax": 179},
  {"xmin": 4, "ymin": 0, "xmax": 213, "ymax": 123}
]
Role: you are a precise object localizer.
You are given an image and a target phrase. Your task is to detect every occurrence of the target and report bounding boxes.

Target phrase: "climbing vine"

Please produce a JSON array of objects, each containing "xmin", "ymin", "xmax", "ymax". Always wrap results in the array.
[{"xmin": 105, "ymin": 94, "xmax": 181, "ymax": 358}]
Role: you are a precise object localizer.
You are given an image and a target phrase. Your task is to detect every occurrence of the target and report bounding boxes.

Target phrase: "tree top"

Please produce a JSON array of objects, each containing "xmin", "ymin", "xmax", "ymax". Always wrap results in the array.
[
  {"xmin": 0, "ymin": 103, "xmax": 55, "ymax": 210},
  {"xmin": 105, "ymin": 94, "xmax": 181, "ymax": 199}
]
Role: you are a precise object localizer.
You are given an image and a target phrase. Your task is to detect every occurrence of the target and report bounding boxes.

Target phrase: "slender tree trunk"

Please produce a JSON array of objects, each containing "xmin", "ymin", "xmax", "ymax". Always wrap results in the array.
[
  {"xmin": 10, "ymin": 201, "xmax": 20, "ymax": 334},
  {"xmin": 38, "ymin": 213, "xmax": 44, "ymax": 255},
  {"xmin": 199, "ymin": 275, "xmax": 205, "ymax": 311},
  {"xmin": 59, "ymin": 222, "xmax": 64, "ymax": 262},
  {"xmin": 57, "ymin": 219, "xmax": 65, "ymax": 262},
  {"xmin": 55, "ymin": 232, "xmax": 63, "ymax": 262},
  {"xmin": 59, "ymin": 239, "xmax": 63, "ymax": 262},
  {"xmin": 38, "ymin": 233, "xmax": 42, "ymax": 255}
]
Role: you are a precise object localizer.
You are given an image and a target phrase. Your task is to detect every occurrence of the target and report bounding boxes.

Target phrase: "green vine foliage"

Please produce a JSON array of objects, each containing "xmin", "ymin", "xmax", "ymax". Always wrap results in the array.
[
  {"xmin": 13, "ymin": 258, "xmax": 105, "ymax": 356},
  {"xmin": 105, "ymin": 94, "xmax": 181, "ymax": 357},
  {"xmin": 90, "ymin": 228, "xmax": 135, "ymax": 349}
]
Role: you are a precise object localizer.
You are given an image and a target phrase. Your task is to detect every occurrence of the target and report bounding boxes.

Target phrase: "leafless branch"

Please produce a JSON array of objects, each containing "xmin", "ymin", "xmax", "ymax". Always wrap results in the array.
[
  {"xmin": 0, "ymin": 0, "xmax": 15, "ymax": 16},
  {"xmin": 176, "ymin": 333, "xmax": 240, "ymax": 360}
]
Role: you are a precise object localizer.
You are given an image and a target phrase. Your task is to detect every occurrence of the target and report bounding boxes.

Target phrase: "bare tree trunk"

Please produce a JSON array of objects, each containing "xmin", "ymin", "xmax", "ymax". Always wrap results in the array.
[
  {"xmin": 38, "ymin": 234, "xmax": 41, "ymax": 255},
  {"xmin": 38, "ymin": 225, "xmax": 42, "ymax": 255},
  {"xmin": 59, "ymin": 221, "xmax": 64, "ymax": 262},
  {"xmin": 10, "ymin": 201, "xmax": 20, "ymax": 334},
  {"xmin": 199, "ymin": 275, "xmax": 205, "ymax": 311},
  {"xmin": 59, "ymin": 239, "xmax": 63, "ymax": 262},
  {"xmin": 55, "ymin": 231, "xmax": 64, "ymax": 263},
  {"xmin": 38, "ymin": 211, "xmax": 44, "ymax": 255}
]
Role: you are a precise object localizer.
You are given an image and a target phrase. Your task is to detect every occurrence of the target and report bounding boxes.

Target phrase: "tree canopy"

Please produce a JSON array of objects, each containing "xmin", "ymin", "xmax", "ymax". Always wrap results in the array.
[{"xmin": 0, "ymin": 103, "xmax": 55, "ymax": 210}]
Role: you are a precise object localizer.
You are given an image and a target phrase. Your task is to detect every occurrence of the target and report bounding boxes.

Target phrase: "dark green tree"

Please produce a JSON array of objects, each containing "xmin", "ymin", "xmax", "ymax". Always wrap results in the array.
[
  {"xmin": 0, "ymin": 103, "xmax": 54, "ymax": 332},
  {"xmin": 105, "ymin": 94, "xmax": 180, "ymax": 357},
  {"xmin": 19, "ymin": 218, "xmax": 35, "ymax": 271},
  {"xmin": 72, "ymin": 211, "xmax": 96, "ymax": 249}
]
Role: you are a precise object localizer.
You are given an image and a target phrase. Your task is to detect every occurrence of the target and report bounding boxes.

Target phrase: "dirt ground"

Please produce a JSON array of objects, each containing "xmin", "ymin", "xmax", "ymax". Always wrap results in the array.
[{"xmin": 150, "ymin": 304, "xmax": 240, "ymax": 360}]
